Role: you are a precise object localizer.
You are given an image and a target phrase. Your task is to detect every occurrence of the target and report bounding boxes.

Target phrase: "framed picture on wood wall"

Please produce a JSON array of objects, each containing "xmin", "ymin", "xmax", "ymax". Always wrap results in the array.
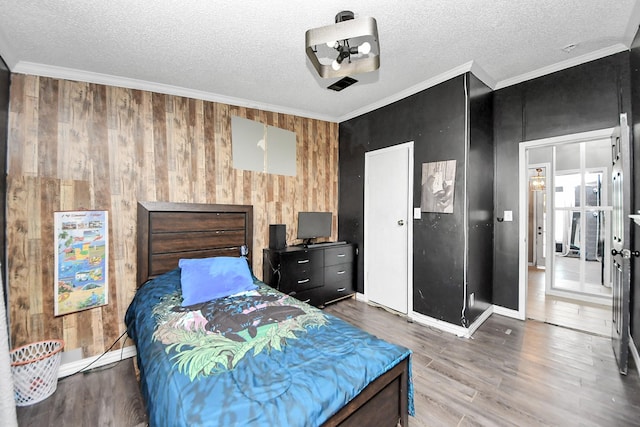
[{"xmin": 54, "ymin": 210, "xmax": 109, "ymax": 316}]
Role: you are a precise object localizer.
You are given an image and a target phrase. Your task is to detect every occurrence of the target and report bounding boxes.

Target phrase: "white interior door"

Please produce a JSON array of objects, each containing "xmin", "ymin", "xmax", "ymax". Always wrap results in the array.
[
  {"xmin": 611, "ymin": 114, "xmax": 631, "ymax": 375},
  {"xmin": 364, "ymin": 142, "xmax": 412, "ymax": 314}
]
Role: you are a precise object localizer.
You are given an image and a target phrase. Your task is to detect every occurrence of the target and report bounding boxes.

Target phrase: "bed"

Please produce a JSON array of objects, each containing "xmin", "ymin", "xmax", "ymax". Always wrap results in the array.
[{"xmin": 126, "ymin": 201, "xmax": 413, "ymax": 426}]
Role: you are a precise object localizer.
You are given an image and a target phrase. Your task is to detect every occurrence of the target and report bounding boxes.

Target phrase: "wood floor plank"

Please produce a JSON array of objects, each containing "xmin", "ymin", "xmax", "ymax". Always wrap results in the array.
[
  {"xmin": 16, "ymin": 357, "xmax": 147, "ymax": 427},
  {"xmin": 527, "ymin": 266, "xmax": 611, "ymax": 336},
  {"xmin": 324, "ymin": 299, "xmax": 640, "ymax": 427},
  {"xmin": 15, "ymin": 297, "xmax": 640, "ymax": 427}
]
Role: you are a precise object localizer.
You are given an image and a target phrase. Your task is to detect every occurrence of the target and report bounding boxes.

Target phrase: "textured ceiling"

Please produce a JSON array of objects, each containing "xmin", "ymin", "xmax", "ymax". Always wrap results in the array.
[{"xmin": 0, "ymin": 1, "xmax": 639, "ymax": 122}]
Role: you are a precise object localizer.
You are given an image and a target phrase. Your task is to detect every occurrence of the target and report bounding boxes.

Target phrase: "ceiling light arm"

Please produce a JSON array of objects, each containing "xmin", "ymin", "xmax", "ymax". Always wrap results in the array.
[
  {"xmin": 335, "ymin": 42, "xmax": 353, "ymax": 64},
  {"xmin": 336, "ymin": 46, "xmax": 351, "ymax": 64}
]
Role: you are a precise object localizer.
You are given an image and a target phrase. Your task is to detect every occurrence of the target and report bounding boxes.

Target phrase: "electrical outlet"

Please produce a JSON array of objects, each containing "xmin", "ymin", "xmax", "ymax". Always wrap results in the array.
[{"xmin": 469, "ymin": 292, "xmax": 475, "ymax": 307}]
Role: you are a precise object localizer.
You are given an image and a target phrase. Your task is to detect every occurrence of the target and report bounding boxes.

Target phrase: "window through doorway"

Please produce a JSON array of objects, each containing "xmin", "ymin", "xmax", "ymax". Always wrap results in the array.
[
  {"xmin": 524, "ymin": 132, "xmax": 613, "ymax": 338},
  {"xmin": 551, "ymin": 140, "xmax": 612, "ymax": 300}
]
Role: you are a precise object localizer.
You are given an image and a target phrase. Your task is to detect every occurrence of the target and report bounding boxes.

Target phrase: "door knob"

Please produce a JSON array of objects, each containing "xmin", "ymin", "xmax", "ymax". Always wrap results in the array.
[
  {"xmin": 611, "ymin": 248, "xmax": 639, "ymax": 257},
  {"xmin": 397, "ymin": 219, "xmax": 404, "ymax": 226},
  {"xmin": 620, "ymin": 249, "xmax": 640, "ymax": 259}
]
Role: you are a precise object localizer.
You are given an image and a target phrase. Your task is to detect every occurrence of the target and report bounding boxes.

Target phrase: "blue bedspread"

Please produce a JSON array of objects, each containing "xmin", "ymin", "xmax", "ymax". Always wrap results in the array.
[{"xmin": 125, "ymin": 268, "xmax": 413, "ymax": 427}]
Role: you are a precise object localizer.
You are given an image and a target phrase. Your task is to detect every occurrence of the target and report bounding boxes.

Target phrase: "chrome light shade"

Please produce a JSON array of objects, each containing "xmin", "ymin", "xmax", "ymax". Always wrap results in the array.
[{"xmin": 305, "ymin": 11, "xmax": 380, "ymax": 79}]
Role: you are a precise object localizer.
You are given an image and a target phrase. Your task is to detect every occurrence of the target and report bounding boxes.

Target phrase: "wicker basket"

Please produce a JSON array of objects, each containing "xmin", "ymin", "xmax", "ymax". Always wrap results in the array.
[{"xmin": 10, "ymin": 339, "xmax": 64, "ymax": 406}]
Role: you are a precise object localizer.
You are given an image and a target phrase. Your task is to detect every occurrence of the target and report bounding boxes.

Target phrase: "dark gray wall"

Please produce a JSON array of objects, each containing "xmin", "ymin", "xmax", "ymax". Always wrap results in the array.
[
  {"xmin": 493, "ymin": 52, "xmax": 631, "ymax": 311},
  {"xmin": 339, "ymin": 74, "xmax": 494, "ymax": 326},
  {"xmin": 339, "ymin": 52, "xmax": 634, "ymax": 334},
  {"xmin": 465, "ymin": 73, "xmax": 494, "ymax": 325},
  {"xmin": 0, "ymin": 57, "xmax": 8, "ymax": 309},
  {"xmin": 410, "ymin": 77, "xmax": 466, "ymax": 325},
  {"xmin": 339, "ymin": 75, "xmax": 467, "ymax": 323}
]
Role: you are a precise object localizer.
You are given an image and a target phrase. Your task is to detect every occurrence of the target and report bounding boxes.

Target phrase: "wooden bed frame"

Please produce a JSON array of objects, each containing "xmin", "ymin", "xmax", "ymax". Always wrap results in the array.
[{"xmin": 136, "ymin": 201, "xmax": 410, "ymax": 426}]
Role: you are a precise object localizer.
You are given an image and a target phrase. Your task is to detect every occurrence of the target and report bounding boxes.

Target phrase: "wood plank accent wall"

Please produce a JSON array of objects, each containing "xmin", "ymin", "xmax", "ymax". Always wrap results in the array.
[{"xmin": 7, "ymin": 74, "xmax": 339, "ymax": 357}]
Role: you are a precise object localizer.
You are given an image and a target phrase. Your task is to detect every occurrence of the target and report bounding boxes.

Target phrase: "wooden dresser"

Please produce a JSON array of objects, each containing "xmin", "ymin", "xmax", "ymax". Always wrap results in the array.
[{"xmin": 262, "ymin": 243, "xmax": 356, "ymax": 307}]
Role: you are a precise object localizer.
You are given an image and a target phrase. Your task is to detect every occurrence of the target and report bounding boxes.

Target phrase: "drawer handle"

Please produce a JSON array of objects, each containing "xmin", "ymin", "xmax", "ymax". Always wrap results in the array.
[
  {"xmin": 337, "ymin": 254, "xmax": 346, "ymax": 257},
  {"xmin": 337, "ymin": 288, "xmax": 346, "ymax": 292},
  {"xmin": 302, "ymin": 299, "xmax": 311, "ymax": 303},
  {"xmin": 298, "ymin": 278, "xmax": 310, "ymax": 284},
  {"xmin": 297, "ymin": 259, "xmax": 310, "ymax": 264},
  {"xmin": 337, "ymin": 270, "xmax": 346, "ymax": 275}
]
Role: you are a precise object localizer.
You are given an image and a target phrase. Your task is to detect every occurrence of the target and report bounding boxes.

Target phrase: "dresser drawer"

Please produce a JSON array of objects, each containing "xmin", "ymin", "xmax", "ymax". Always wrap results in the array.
[
  {"xmin": 324, "ymin": 245, "xmax": 354, "ymax": 267},
  {"xmin": 322, "ymin": 281, "xmax": 354, "ymax": 304},
  {"xmin": 279, "ymin": 250, "xmax": 323, "ymax": 293},
  {"xmin": 280, "ymin": 249, "xmax": 323, "ymax": 272},
  {"xmin": 263, "ymin": 243, "xmax": 356, "ymax": 308},
  {"xmin": 324, "ymin": 263, "xmax": 353, "ymax": 285},
  {"xmin": 287, "ymin": 288, "xmax": 324, "ymax": 306},
  {"xmin": 278, "ymin": 268, "xmax": 323, "ymax": 293}
]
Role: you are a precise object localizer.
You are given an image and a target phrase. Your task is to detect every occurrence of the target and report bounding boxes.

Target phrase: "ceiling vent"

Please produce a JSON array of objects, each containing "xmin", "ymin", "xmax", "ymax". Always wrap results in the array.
[{"xmin": 327, "ymin": 76, "xmax": 358, "ymax": 91}]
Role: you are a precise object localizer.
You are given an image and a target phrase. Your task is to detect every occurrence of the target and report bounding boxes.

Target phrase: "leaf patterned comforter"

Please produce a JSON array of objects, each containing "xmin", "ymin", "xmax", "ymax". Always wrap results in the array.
[{"xmin": 125, "ymin": 268, "xmax": 412, "ymax": 427}]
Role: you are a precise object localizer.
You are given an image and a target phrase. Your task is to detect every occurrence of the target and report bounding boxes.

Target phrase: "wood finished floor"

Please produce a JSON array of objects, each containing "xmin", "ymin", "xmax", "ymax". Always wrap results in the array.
[
  {"xmin": 527, "ymin": 266, "xmax": 611, "ymax": 337},
  {"xmin": 15, "ymin": 354, "xmax": 147, "ymax": 427},
  {"xmin": 552, "ymin": 256, "xmax": 612, "ymax": 298},
  {"xmin": 17, "ymin": 298, "xmax": 640, "ymax": 426}
]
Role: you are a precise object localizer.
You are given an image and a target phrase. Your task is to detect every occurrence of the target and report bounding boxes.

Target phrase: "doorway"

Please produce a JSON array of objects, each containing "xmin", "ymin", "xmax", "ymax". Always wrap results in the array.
[
  {"xmin": 364, "ymin": 142, "xmax": 413, "ymax": 314},
  {"xmin": 521, "ymin": 130, "xmax": 613, "ymax": 336}
]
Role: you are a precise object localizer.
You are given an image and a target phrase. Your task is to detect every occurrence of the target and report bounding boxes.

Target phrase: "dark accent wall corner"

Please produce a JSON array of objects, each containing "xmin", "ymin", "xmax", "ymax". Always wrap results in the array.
[
  {"xmin": 492, "ymin": 84, "xmax": 522, "ymax": 310},
  {"xmin": 339, "ymin": 73, "xmax": 494, "ymax": 327},
  {"xmin": 0, "ymin": 56, "xmax": 8, "ymax": 310},
  {"xmin": 339, "ymin": 75, "xmax": 467, "ymax": 325},
  {"xmin": 465, "ymin": 73, "xmax": 494, "ymax": 325}
]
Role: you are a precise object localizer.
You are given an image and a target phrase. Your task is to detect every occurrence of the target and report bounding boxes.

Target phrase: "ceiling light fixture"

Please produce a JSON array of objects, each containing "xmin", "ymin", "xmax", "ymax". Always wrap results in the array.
[
  {"xmin": 529, "ymin": 168, "xmax": 546, "ymax": 191},
  {"xmin": 305, "ymin": 10, "xmax": 380, "ymax": 79}
]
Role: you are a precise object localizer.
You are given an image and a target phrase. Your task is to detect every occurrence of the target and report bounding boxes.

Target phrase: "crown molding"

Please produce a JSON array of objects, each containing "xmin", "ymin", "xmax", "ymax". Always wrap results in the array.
[
  {"xmin": 9, "ymin": 41, "xmax": 633, "ymax": 125},
  {"xmin": 11, "ymin": 61, "xmax": 338, "ymax": 123},
  {"xmin": 469, "ymin": 61, "xmax": 496, "ymax": 89},
  {"xmin": 623, "ymin": 2, "xmax": 640, "ymax": 46},
  {"xmin": 338, "ymin": 60, "xmax": 497, "ymax": 122},
  {"xmin": 494, "ymin": 43, "xmax": 629, "ymax": 90}
]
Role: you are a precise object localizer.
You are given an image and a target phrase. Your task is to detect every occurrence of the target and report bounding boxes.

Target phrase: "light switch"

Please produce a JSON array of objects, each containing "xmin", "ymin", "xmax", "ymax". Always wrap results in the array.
[
  {"xmin": 414, "ymin": 207, "xmax": 421, "ymax": 219},
  {"xmin": 504, "ymin": 210, "xmax": 513, "ymax": 222}
]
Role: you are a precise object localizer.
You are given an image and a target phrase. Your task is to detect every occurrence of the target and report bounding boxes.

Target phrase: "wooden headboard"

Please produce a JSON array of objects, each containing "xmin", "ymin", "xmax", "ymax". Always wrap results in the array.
[{"xmin": 137, "ymin": 201, "xmax": 253, "ymax": 286}]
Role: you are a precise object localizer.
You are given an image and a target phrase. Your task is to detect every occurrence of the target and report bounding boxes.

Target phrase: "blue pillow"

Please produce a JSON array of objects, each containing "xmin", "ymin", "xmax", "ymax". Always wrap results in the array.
[{"xmin": 179, "ymin": 257, "xmax": 257, "ymax": 306}]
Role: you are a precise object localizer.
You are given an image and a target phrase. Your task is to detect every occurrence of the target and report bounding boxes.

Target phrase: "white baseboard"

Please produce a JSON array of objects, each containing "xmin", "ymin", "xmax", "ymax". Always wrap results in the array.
[
  {"xmin": 466, "ymin": 306, "xmax": 494, "ymax": 337},
  {"xmin": 355, "ymin": 292, "xmax": 368, "ymax": 302},
  {"xmin": 409, "ymin": 306, "xmax": 492, "ymax": 338},
  {"xmin": 630, "ymin": 335, "xmax": 640, "ymax": 379},
  {"xmin": 57, "ymin": 345, "xmax": 137, "ymax": 379},
  {"xmin": 493, "ymin": 305, "xmax": 525, "ymax": 320},
  {"xmin": 410, "ymin": 312, "xmax": 467, "ymax": 336},
  {"xmin": 545, "ymin": 288, "xmax": 612, "ymax": 307}
]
